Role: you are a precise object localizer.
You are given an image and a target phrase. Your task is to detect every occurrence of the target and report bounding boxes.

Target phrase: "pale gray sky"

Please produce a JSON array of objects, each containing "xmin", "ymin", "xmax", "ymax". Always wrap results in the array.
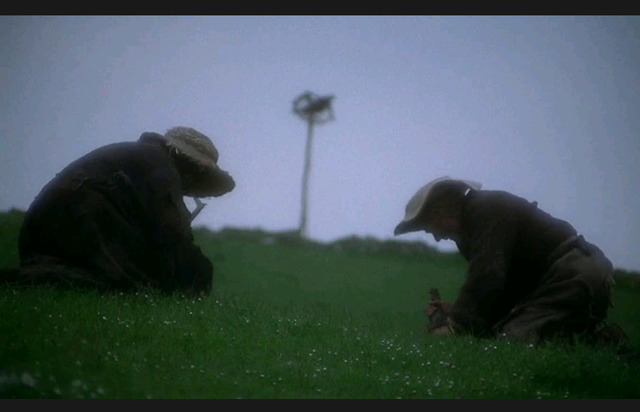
[{"xmin": 1, "ymin": 16, "xmax": 639, "ymax": 271}]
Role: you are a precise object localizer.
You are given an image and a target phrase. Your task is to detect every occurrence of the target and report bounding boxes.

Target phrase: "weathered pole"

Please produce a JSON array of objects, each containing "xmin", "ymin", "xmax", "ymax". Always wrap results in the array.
[
  {"xmin": 299, "ymin": 117, "xmax": 315, "ymax": 238},
  {"xmin": 292, "ymin": 91, "xmax": 335, "ymax": 238}
]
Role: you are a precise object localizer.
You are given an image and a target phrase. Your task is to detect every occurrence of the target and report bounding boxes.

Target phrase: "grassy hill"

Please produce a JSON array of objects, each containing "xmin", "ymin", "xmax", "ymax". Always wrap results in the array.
[{"xmin": 1, "ymin": 209, "xmax": 639, "ymax": 398}]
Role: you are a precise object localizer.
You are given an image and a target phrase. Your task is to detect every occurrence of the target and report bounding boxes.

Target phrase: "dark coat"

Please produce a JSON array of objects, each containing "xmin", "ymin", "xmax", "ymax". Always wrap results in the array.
[
  {"xmin": 448, "ymin": 189, "xmax": 612, "ymax": 338},
  {"xmin": 13, "ymin": 135, "xmax": 213, "ymax": 295}
]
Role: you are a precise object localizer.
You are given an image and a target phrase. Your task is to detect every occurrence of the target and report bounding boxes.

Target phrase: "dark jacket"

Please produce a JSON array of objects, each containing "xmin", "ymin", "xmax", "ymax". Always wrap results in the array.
[
  {"xmin": 14, "ymin": 135, "xmax": 213, "ymax": 295},
  {"xmin": 449, "ymin": 189, "xmax": 579, "ymax": 336}
]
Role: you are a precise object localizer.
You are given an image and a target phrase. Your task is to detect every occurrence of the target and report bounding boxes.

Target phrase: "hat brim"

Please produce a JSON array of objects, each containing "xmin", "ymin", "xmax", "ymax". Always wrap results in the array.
[
  {"xmin": 393, "ymin": 219, "xmax": 423, "ymax": 236},
  {"xmin": 184, "ymin": 164, "xmax": 236, "ymax": 198}
]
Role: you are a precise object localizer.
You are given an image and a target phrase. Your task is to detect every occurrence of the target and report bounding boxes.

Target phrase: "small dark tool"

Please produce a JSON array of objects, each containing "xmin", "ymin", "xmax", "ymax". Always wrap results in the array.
[
  {"xmin": 427, "ymin": 287, "xmax": 450, "ymax": 332},
  {"xmin": 190, "ymin": 197, "xmax": 206, "ymax": 222}
]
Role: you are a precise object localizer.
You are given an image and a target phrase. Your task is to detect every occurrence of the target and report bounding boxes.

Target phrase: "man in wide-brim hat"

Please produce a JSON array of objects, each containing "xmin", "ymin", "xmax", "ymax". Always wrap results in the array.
[
  {"xmin": 4, "ymin": 126, "xmax": 234, "ymax": 295},
  {"xmin": 394, "ymin": 176, "xmax": 623, "ymax": 345}
]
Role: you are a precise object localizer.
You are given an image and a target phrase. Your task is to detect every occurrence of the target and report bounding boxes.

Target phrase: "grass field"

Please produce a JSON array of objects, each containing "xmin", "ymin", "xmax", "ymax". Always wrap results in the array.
[{"xmin": 1, "ymin": 209, "xmax": 639, "ymax": 399}]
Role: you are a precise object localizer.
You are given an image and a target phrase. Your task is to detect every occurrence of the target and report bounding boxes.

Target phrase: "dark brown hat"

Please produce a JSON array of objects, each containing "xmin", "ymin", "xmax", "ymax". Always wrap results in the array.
[{"xmin": 163, "ymin": 126, "xmax": 235, "ymax": 197}]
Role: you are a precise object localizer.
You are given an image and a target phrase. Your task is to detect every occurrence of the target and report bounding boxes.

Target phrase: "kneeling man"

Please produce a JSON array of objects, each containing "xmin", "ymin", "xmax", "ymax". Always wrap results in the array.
[{"xmin": 394, "ymin": 176, "xmax": 620, "ymax": 344}]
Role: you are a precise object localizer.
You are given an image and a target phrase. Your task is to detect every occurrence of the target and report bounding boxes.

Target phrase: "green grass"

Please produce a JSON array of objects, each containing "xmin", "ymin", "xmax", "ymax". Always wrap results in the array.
[{"xmin": 1, "ymin": 211, "xmax": 639, "ymax": 398}]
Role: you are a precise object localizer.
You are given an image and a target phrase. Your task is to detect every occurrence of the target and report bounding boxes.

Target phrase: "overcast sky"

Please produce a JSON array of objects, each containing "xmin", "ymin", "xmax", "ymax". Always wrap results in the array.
[{"xmin": 1, "ymin": 16, "xmax": 639, "ymax": 272}]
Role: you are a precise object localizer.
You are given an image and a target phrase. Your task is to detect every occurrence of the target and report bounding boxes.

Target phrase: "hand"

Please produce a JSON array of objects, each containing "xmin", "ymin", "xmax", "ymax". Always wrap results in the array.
[
  {"xmin": 426, "ymin": 301, "xmax": 450, "ymax": 319},
  {"xmin": 426, "ymin": 300, "xmax": 451, "ymax": 334},
  {"xmin": 430, "ymin": 325, "xmax": 452, "ymax": 336}
]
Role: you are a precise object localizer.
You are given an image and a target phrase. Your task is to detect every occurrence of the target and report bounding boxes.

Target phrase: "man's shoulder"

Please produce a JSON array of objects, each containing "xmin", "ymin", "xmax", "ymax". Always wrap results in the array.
[
  {"xmin": 54, "ymin": 140, "xmax": 174, "ymax": 187},
  {"xmin": 78, "ymin": 140, "xmax": 168, "ymax": 165},
  {"xmin": 468, "ymin": 189, "xmax": 529, "ymax": 209},
  {"xmin": 462, "ymin": 190, "xmax": 539, "ymax": 229}
]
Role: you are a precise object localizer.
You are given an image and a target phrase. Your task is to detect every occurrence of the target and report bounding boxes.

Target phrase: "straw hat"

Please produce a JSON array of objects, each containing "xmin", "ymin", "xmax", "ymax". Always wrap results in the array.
[
  {"xmin": 159, "ymin": 126, "xmax": 235, "ymax": 197},
  {"xmin": 394, "ymin": 176, "xmax": 482, "ymax": 235}
]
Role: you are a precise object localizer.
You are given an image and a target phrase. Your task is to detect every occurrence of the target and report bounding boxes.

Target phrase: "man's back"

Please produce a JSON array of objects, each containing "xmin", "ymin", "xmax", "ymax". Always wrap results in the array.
[
  {"xmin": 451, "ymin": 189, "xmax": 579, "ymax": 332},
  {"xmin": 16, "ymin": 138, "xmax": 212, "ymax": 294}
]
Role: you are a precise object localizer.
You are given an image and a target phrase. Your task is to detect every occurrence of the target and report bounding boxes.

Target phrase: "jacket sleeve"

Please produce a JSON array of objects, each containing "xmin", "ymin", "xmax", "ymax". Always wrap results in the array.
[
  {"xmin": 143, "ymin": 165, "xmax": 213, "ymax": 295},
  {"xmin": 449, "ymin": 214, "xmax": 517, "ymax": 336}
]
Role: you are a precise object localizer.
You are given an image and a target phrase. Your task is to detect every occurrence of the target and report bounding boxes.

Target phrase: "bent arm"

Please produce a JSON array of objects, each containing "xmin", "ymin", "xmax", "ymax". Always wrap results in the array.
[
  {"xmin": 448, "ymin": 217, "xmax": 516, "ymax": 337},
  {"xmin": 449, "ymin": 253, "xmax": 508, "ymax": 336},
  {"xmin": 144, "ymin": 167, "xmax": 213, "ymax": 294}
]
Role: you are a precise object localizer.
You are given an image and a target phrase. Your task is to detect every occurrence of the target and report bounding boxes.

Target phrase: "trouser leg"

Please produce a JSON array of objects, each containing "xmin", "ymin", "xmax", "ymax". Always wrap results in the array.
[{"xmin": 496, "ymin": 248, "xmax": 612, "ymax": 343}]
